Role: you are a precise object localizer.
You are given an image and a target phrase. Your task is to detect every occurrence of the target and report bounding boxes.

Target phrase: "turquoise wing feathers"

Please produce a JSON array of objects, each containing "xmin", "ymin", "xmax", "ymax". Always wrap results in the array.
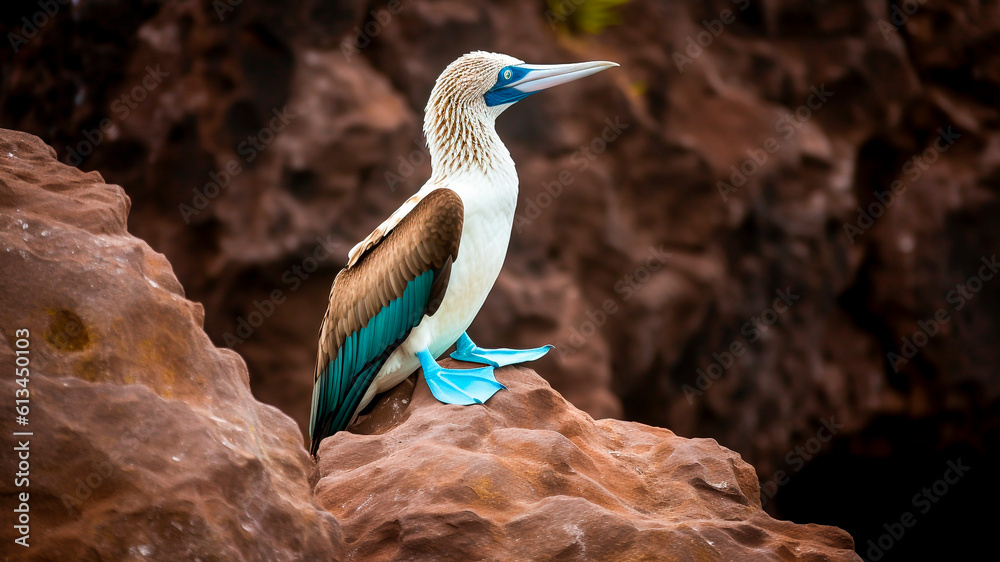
[
  {"xmin": 310, "ymin": 271, "xmax": 436, "ymax": 452},
  {"xmin": 309, "ymin": 189, "xmax": 464, "ymax": 455}
]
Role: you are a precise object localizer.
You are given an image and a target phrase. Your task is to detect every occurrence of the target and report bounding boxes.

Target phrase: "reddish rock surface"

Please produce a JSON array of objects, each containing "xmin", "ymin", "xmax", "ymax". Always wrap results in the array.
[
  {"xmin": 0, "ymin": 129, "xmax": 341, "ymax": 560},
  {"xmin": 0, "ymin": 129, "xmax": 860, "ymax": 560},
  {"xmin": 315, "ymin": 364, "xmax": 860, "ymax": 561},
  {"xmin": 2, "ymin": 0, "xmax": 998, "ymax": 557}
]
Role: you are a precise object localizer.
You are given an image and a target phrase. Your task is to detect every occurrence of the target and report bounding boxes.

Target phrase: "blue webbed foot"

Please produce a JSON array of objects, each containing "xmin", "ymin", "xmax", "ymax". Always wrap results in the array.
[
  {"xmin": 416, "ymin": 349, "xmax": 505, "ymax": 405},
  {"xmin": 449, "ymin": 332, "xmax": 553, "ymax": 368}
]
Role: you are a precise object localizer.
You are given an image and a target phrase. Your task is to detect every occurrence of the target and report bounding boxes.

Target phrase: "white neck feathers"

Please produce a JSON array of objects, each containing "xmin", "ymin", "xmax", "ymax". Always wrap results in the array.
[{"xmin": 423, "ymin": 99, "xmax": 513, "ymax": 181}]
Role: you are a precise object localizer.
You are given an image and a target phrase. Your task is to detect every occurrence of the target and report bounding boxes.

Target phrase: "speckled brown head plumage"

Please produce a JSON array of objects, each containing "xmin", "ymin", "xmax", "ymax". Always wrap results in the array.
[{"xmin": 423, "ymin": 51, "xmax": 524, "ymax": 177}]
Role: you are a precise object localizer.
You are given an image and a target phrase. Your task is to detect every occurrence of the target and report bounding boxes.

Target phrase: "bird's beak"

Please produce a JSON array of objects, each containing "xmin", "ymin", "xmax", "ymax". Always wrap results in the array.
[
  {"xmin": 509, "ymin": 60, "xmax": 619, "ymax": 93},
  {"xmin": 484, "ymin": 60, "xmax": 619, "ymax": 106}
]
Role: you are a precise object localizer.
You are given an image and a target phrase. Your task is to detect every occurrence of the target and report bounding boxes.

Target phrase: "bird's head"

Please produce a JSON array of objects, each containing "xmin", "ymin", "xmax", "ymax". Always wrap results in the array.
[
  {"xmin": 426, "ymin": 51, "xmax": 618, "ymax": 120},
  {"xmin": 424, "ymin": 51, "xmax": 617, "ymax": 176}
]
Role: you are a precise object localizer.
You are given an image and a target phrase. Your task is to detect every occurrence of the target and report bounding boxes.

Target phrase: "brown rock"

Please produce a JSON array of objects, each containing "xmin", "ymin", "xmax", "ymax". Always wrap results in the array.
[
  {"xmin": 3, "ymin": 0, "xmax": 998, "ymax": 554},
  {"xmin": 314, "ymin": 363, "xmax": 860, "ymax": 561},
  {"xmin": 0, "ymin": 129, "xmax": 342, "ymax": 560}
]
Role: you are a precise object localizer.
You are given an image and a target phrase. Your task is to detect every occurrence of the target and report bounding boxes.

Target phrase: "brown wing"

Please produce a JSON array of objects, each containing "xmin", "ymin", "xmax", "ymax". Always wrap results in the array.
[
  {"xmin": 309, "ymin": 188, "xmax": 463, "ymax": 453},
  {"xmin": 346, "ymin": 191, "xmax": 427, "ymax": 267}
]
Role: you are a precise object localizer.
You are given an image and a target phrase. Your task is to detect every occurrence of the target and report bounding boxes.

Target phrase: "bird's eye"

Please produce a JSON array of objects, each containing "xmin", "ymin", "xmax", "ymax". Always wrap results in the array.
[{"xmin": 503, "ymin": 69, "xmax": 512, "ymax": 81}]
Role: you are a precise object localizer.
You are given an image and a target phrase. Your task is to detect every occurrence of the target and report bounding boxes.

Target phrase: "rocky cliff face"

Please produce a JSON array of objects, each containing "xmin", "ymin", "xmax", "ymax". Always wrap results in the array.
[
  {"xmin": 2, "ymin": 0, "xmax": 997, "ymax": 558},
  {"xmin": 0, "ymin": 129, "xmax": 343, "ymax": 560},
  {"xmin": 0, "ymin": 127, "xmax": 859, "ymax": 559}
]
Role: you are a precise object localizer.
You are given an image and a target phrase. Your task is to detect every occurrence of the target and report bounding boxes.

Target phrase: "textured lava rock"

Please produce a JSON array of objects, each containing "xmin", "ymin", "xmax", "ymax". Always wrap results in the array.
[
  {"xmin": 0, "ymin": 129, "xmax": 341, "ymax": 560},
  {"xmin": 314, "ymin": 364, "xmax": 860, "ymax": 561},
  {"xmin": 2, "ymin": 0, "xmax": 998, "ymax": 533}
]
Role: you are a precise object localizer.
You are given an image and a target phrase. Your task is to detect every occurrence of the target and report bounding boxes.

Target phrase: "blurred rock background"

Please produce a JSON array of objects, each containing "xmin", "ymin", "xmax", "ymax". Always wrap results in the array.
[{"xmin": 1, "ymin": 0, "xmax": 997, "ymax": 559}]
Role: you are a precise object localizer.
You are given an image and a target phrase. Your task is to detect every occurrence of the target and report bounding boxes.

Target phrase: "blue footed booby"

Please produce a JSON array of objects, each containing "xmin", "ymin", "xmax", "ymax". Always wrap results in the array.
[{"xmin": 310, "ymin": 51, "xmax": 618, "ymax": 454}]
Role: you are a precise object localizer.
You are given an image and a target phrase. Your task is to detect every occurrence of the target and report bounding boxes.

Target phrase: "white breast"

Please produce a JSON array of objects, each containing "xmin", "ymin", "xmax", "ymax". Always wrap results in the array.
[
  {"xmin": 417, "ymin": 171, "xmax": 518, "ymax": 355},
  {"xmin": 366, "ymin": 166, "xmax": 518, "ymax": 401}
]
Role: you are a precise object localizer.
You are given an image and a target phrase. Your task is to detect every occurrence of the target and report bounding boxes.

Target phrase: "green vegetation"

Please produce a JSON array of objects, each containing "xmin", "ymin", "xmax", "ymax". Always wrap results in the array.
[{"xmin": 545, "ymin": 0, "xmax": 631, "ymax": 35}]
